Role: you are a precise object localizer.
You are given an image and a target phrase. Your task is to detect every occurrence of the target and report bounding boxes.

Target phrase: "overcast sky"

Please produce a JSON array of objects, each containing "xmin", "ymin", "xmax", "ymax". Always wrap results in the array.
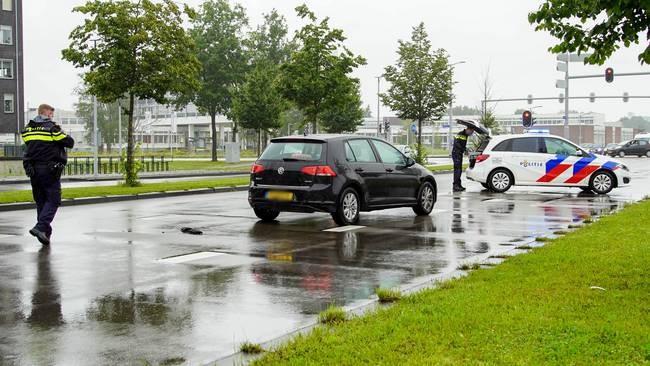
[{"xmin": 23, "ymin": 0, "xmax": 650, "ymax": 121}]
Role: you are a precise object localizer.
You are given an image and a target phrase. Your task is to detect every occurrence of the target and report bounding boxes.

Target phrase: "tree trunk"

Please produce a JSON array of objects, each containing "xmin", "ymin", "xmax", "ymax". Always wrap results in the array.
[
  {"xmin": 125, "ymin": 93, "xmax": 137, "ymax": 186},
  {"xmin": 210, "ymin": 112, "xmax": 217, "ymax": 162}
]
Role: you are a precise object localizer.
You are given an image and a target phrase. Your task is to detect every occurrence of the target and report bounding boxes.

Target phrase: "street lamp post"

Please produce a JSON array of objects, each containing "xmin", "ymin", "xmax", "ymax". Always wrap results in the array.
[
  {"xmin": 375, "ymin": 75, "xmax": 382, "ymax": 138},
  {"xmin": 447, "ymin": 61, "xmax": 466, "ymax": 155},
  {"xmin": 92, "ymin": 95, "xmax": 98, "ymax": 178}
]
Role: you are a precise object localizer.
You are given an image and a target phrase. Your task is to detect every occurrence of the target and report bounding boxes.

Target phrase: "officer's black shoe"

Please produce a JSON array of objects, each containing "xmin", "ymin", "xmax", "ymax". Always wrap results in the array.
[
  {"xmin": 29, "ymin": 227, "xmax": 50, "ymax": 246},
  {"xmin": 453, "ymin": 185, "xmax": 464, "ymax": 192},
  {"xmin": 460, "ymin": 186, "xmax": 467, "ymax": 191}
]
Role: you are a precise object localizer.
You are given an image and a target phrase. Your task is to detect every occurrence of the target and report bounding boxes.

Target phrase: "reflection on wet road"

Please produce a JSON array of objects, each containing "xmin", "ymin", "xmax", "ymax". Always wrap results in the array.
[{"xmin": 1, "ymin": 158, "xmax": 648, "ymax": 365}]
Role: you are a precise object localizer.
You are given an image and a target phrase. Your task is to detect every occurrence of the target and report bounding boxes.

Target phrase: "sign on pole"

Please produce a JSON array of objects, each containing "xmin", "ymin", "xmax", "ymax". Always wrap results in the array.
[
  {"xmin": 556, "ymin": 62, "xmax": 567, "ymax": 72},
  {"xmin": 410, "ymin": 123, "xmax": 418, "ymax": 134},
  {"xmin": 555, "ymin": 80, "xmax": 567, "ymax": 89}
]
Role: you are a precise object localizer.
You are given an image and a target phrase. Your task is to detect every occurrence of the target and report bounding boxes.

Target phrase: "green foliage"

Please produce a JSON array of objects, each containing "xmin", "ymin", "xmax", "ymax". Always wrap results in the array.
[
  {"xmin": 620, "ymin": 116, "xmax": 650, "ymax": 132},
  {"xmin": 240, "ymin": 342, "xmax": 264, "ymax": 354},
  {"xmin": 381, "ymin": 23, "xmax": 452, "ymax": 164},
  {"xmin": 363, "ymin": 104, "xmax": 373, "ymax": 118},
  {"xmin": 319, "ymin": 81, "xmax": 364, "ymax": 134},
  {"xmin": 279, "ymin": 5, "xmax": 366, "ymax": 134},
  {"xmin": 279, "ymin": 106, "xmax": 306, "ymax": 136},
  {"xmin": 232, "ymin": 63, "xmax": 285, "ymax": 155},
  {"xmin": 75, "ymin": 84, "xmax": 126, "ymax": 152},
  {"xmin": 450, "ymin": 105, "xmax": 480, "ymax": 116},
  {"xmin": 529, "ymin": 1, "xmax": 650, "ymax": 64},
  {"xmin": 62, "ymin": 0, "xmax": 200, "ymax": 186},
  {"xmin": 480, "ymin": 109, "xmax": 499, "ymax": 134},
  {"xmin": 375, "ymin": 288, "xmax": 402, "ymax": 303},
  {"xmin": 189, "ymin": 0, "xmax": 249, "ymax": 159},
  {"xmin": 318, "ymin": 305, "xmax": 346, "ymax": 325},
  {"xmin": 247, "ymin": 9, "xmax": 294, "ymax": 66}
]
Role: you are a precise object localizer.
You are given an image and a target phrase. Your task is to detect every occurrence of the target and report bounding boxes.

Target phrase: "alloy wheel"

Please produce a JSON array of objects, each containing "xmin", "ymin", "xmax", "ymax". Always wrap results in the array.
[
  {"xmin": 592, "ymin": 173, "xmax": 612, "ymax": 193},
  {"xmin": 421, "ymin": 185, "xmax": 434, "ymax": 212},
  {"xmin": 492, "ymin": 172, "xmax": 510, "ymax": 190},
  {"xmin": 342, "ymin": 192, "xmax": 358, "ymax": 222}
]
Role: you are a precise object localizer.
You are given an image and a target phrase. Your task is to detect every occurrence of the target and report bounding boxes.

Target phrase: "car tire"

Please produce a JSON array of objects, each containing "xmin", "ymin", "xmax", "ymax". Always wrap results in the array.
[
  {"xmin": 332, "ymin": 187, "xmax": 360, "ymax": 226},
  {"xmin": 481, "ymin": 182, "xmax": 490, "ymax": 190},
  {"xmin": 487, "ymin": 169, "xmax": 513, "ymax": 193},
  {"xmin": 589, "ymin": 170, "xmax": 614, "ymax": 195},
  {"xmin": 253, "ymin": 207, "xmax": 280, "ymax": 222},
  {"xmin": 413, "ymin": 181, "xmax": 436, "ymax": 216},
  {"xmin": 579, "ymin": 186, "xmax": 593, "ymax": 193},
  {"xmin": 618, "ymin": 151, "xmax": 625, "ymax": 158},
  {"xmin": 646, "ymin": 151, "xmax": 650, "ymax": 158}
]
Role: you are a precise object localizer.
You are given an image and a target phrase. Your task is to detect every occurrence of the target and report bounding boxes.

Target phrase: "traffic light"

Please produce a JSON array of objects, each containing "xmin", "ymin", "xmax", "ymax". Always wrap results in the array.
[
  {"xmin": 605, "ymin": 67, "xmax": 614, "ymax": 83},
  {"xmin": 558, "ymin": 93, "xmax": 564, "ymax": 103},
  {"xmin": 522, "ymin": 110, "xmax": 532, "ymax": 128},
  {"xmin": 384, "ymin": 120, "xmax": 390, "ymax": 132},
  {"xmin": 623, "ymin": 92, "xmax": 629, "ymax": 103}
]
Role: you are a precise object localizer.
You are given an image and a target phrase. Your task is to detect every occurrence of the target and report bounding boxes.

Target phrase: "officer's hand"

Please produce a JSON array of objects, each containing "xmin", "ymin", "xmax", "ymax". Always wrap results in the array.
[{"xmin": 51, "ymin": 125, "xmax": 62, "ymax": 133}]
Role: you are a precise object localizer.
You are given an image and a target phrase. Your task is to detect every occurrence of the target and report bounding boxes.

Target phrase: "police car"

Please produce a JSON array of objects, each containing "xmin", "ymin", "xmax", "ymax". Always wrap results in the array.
[{"xmin": 466, "ymin": 131, "xmax": 631, "ymax": 194}]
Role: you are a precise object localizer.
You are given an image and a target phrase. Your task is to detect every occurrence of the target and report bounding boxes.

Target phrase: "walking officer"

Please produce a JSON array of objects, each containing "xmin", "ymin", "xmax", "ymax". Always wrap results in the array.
[
  {"xmin": 452, "ymin": 126, "xmax": 474, "ymax": 192},
  {"xmin": 22, "ymin": 104, "xmax": 74, "ymax": 245}
]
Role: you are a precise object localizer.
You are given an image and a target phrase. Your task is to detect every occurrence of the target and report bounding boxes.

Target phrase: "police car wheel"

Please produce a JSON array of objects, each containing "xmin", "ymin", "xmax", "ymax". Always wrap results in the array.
[
  {"xmin": 579, "ymin": 187, "xmax": 593, "ymax": 193},
  {"xmin": 332, "ymin": 188, "xmax": 360, "ymax": 226},
  {"xmin": 253, "ymin": 207, "xmax": 280, "ymax": 221},
  {"xmin": 589, "ymin": 171, "xmax": 614, "ymax": 195},
  {"xmin": 481, "ymin": 183, "xmax": 490, "ymax": 190},
  {"xmin": 618, "ymin": 151, "xmax": 625, "ymax": 158},
  {"xmin": 413, "ymin": 181, "xmax": 435, "ymax": 216},
  {"xmin": 488, "ymin": 169, "xmax": 512, "ymax": 193}
]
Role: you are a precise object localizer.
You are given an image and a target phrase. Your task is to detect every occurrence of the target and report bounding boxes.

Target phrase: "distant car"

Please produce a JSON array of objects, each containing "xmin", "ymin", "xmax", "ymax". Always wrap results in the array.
[
  {"xmin": 248, "ymin": 135, "xmax": 437, "ymax": 226},
  {"xmin": 607, "ymin": 138, "xmax": 650, "ymax": 158},
  {"xmin": 589, "ymin": 144, "xmax": 605, "ymax": 155},
  {"xmin": 466, "ymin": 132, "xmax": 631, "ymax": 194}
]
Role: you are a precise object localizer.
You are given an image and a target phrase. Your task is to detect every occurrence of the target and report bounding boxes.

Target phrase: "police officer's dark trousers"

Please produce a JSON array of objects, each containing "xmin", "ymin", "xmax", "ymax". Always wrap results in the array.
[
  {"xmin": 30, "ymin": 164, "xmax": 61, "ymax": 237},
  {"xmin": 452, "ymin": 152, "xmax": 463, "ymax": 187}
]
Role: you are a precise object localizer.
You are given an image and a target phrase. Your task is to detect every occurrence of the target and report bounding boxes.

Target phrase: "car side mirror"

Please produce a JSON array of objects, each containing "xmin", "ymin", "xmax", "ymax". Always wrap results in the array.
[
  {"xmin": 575, "ymin": 149, "xmax": 583, "ymax": 156},
  {"xmin": 405, "ymin": 157, "xmax": 416, "ymax": 167}
]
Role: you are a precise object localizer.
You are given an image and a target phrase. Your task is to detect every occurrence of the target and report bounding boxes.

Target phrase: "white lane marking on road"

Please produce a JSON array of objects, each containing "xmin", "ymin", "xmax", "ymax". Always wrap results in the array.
[
  {"xmin": 159, "ymin": 251, "xmax": 224, "ymax": 264},
  {"xmin": 323, "ymin": 225, "xmax": 366, "ymax": 232},
  {"xmin": 0, "ymin": 234, "xmax": 16, "ymax": 239}
]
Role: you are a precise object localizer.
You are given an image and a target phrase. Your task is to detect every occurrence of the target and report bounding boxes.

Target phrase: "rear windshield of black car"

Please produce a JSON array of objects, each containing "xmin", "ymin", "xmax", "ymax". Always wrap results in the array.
[{"xmin": 260, "ymin": 141, "xmax": 324, "ymax": 161}]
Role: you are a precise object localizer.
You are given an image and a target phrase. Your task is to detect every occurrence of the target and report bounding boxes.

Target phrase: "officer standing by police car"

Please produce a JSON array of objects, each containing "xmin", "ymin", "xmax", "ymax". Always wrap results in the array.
[
  {"xmin": 22, "ymin": 104, "xmax": 74, "ymax": 245},
  {"xmin": 452, "ymin": 126, "xmax": 474, "ymax": 192}
]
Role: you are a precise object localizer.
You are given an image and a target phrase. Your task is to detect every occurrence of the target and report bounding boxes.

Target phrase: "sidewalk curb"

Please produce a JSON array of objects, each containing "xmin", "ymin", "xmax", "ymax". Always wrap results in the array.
[
  {"xmin": 0, "ymin": 170, "xmax": 454, "ymax": 212},
  {"xmin": 0, "ymin": 185, "xmax": 250, "ymax": 212}
]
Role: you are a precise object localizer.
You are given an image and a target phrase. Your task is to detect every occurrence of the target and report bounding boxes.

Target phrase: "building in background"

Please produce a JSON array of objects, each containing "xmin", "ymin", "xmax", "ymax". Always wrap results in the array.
[{"xmin": 0, "ymin": 0, "xmax": 23, "ymax": 143}]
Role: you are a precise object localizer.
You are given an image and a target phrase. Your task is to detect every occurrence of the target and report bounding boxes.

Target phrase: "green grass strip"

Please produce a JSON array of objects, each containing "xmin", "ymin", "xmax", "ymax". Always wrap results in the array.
[
  {"xmin": 0, "ymin": 177, "xmax": 249, "ymax": 204},
  {"xmin": 427, "ymin": 163, "xmax": 467, "ymax": 172},
  {"xmin": 255, "ymin": 200, "xmax": 650, "ymax": 365}
]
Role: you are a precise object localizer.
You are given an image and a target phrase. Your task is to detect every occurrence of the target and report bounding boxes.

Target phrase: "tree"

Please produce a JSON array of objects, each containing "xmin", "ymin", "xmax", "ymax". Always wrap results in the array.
[
  {"xmin": 279, "ymin": 106, "xmax": 305, "ymax": 136},
  {"xmin": 279, "ymin": 4, "xmax": 366, "ymax": 133},
  {"xmin": 232, "ymin": 63, "xmax": 284, "ymax": 156},
  {"xmin": 320, "ymin": 80, "xmax": 364, "ymax": 133},
  {"xmin": 75, "ymin": 85, "xmax": 124, "ymax": 153},
  {"xmin": 529, "ymin": 1, "xmax": 650, "ymax": 65},
  {"xmin": 620, "ymin": 116, "xmax": 650, "ymax": 132},
  {"xmin": 189, "ymin": 0, "xmax": 249, "ymax": 161},
  {"xmin": 363, "ymin": 104, "xmax": 373, "ymax": 118},
  {"xmin": 478, "ymin": 65, "xmax": 500, "ymax": 134},
  {"xmin": 381, "ymin": 22, "xmax": 452, "ymax": 163},
  {"xmin": 451, "ymin": 105, "xmax": 480, "ymax": 116},
  {"xmin": 62, "ymin": 0, "xmax": 200, "ymax": 186},
  {"xmin": 248, "ymin": 9, "xmax": 294, "ymax": 66}
]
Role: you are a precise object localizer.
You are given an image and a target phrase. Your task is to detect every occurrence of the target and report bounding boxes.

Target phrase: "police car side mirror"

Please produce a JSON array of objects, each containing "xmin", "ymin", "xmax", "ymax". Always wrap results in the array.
[{"xmin": 575, "ymin": 149, "xmax": 583, "ymax": 157}]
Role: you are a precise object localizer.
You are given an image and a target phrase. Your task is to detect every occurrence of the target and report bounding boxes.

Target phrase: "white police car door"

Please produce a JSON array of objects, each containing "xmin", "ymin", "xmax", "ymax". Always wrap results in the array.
[
  {"xmin": 509, "ymin": 137, "xmax": 546, "ymax": 184},
  {"xmin": 538, "ymin": 137, "xmax": 592, "ymax": 186}
]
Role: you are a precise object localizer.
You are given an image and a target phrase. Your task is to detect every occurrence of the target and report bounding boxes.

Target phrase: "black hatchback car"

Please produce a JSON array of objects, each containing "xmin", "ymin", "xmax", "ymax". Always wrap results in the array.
[
  {"xmin": 248, "ymin": 135, "xmax": 437, "ymax": 225},
  {"xmin": 607, "ymin": 138, "xmax": 650, "ymax": 158}
]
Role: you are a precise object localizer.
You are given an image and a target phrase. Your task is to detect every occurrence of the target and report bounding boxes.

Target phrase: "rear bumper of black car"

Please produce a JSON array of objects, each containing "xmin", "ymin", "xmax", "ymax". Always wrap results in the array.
[{"xmin": 248, "ymin": 183, "xmax": 337, "ymax": 213}]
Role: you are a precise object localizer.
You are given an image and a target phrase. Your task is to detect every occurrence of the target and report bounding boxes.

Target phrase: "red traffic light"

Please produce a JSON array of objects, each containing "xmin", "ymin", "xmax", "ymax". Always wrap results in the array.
[
  {"xmin": 605, "ymin": 67, "xmax": 614, "ymax": 83},
  {"xmin": 522, "ymin": 110, "xmax": 533, "ymax": 127}
]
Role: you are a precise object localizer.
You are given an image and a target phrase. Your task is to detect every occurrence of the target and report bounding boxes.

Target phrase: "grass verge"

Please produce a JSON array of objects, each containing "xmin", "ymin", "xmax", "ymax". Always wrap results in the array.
[
  {"xmin": 375, "ymin": 288, "xmax": 402, "ymax": 303},
  {"xmin": 254, "ymin": 200, "xmax": 650, "ymax": 365},
  {"xmin": 240, "ymin": 342, "xmax": 264, "ymax": 354},
  {"xmin": 318, "ymin": 305, "xmax": 346, "ymax": 325},
  {"xmin": 427, "ymin": 163, "xmax": 468, "ymax": 172},
  {"xmin": 0, "ymin": 177, "xmax": 249, "ymax": 204}
]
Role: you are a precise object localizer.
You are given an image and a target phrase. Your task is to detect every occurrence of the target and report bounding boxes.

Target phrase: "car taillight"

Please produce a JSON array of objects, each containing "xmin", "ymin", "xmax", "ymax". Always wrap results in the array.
[
  {"xmin": 475, "ymin": 154, "xmax": 490, "ymax": 163},
  {"xmin": 300, "ymin": 165, "xmax": 337, "ymax": 177},
  {"xmin": 251, "ymin": 163, "xmax": 265, "ymax": 174}
]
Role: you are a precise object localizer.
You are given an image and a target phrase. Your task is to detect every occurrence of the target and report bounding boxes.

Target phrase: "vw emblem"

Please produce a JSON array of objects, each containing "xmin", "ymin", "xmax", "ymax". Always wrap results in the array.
[{"xmin": 277, "ymin": 167, "xmax": 285, "ymax": 175}]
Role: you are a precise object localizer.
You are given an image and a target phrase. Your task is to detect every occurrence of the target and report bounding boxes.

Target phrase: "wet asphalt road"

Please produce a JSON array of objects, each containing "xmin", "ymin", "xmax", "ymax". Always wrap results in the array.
[{"xmin": 0, "ymin": 158, "xmax": 648, "ymax": 366}]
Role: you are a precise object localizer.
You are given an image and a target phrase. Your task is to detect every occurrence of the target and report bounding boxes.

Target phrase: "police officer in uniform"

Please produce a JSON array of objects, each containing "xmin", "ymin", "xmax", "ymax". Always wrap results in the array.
[
  {"xmin": 22, "ymin": 104, "xmax": 74, "ymax": 245},
  {"xmin": 452, "ymin": 126, "xmax": 474, "ymax": 192}
]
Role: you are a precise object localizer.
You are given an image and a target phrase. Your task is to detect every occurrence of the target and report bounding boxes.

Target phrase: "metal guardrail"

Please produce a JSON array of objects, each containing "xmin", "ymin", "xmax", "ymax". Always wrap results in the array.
[{"xmin": 64, "ymin": 156, "xmax": 170, "ymax": 176}]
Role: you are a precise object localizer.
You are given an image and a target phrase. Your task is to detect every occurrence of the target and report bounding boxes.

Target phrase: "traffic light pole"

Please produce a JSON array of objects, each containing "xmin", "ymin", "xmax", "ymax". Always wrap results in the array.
[
  {"xmin": 564, "ymin": 52, "xmax": 570, "ymax": 140},
  {"xmin": 569, "ymin": 71, "xmax": 650, "ymax": 80}
]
